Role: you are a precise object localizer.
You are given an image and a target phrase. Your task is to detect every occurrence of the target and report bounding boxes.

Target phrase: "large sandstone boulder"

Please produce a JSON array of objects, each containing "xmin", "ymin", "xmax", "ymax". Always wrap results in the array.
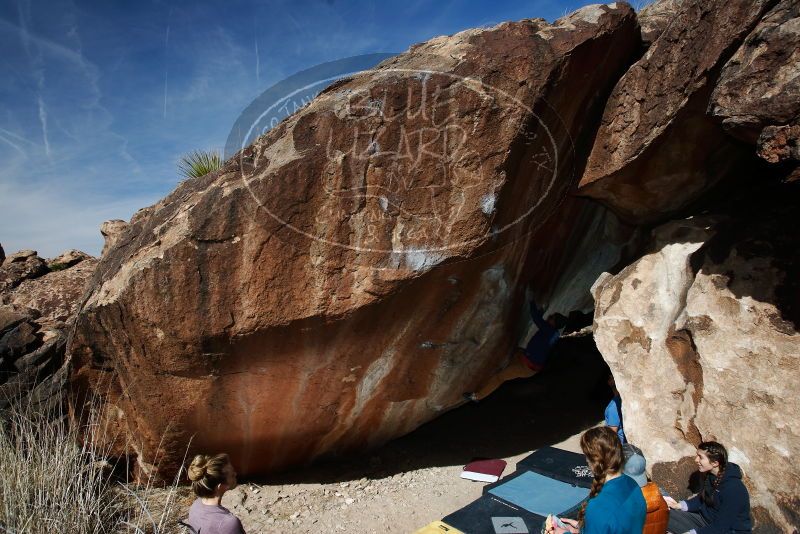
[
  {"xmin": 578, "ymin": 0, "xmax": 775, "ymax": 222},
  {"xmin": 69, "ymin": 4, "xmax": 641, "ymax": 478},
  {"xmin": 591, "ymin": 190, "xmax": 800, "ymax": 530}
]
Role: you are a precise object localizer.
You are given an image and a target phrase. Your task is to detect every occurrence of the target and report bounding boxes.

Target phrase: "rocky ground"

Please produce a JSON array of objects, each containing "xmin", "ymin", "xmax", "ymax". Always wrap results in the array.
[{"xmin": 163, "ymin": 338, "xmax": 610, "ymax": 533}]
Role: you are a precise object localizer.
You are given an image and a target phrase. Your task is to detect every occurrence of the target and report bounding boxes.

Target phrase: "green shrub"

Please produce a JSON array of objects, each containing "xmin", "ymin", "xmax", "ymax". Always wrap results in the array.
[{"xmin": 177, "ymin": 150, "xmax": 222, "ymax": 180}]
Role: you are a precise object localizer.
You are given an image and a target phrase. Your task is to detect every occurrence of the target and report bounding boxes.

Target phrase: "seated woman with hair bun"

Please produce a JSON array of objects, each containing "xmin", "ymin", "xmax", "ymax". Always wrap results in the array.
[{"xmin": 185, "ymin": 453, "xmax": 246, "ymax": 534}]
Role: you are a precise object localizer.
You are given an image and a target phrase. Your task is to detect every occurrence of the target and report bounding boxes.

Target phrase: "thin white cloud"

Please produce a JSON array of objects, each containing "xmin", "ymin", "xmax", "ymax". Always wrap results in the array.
[{"xmin": 173, "ymin": 24, "xmax": 253, "ymax": 106}]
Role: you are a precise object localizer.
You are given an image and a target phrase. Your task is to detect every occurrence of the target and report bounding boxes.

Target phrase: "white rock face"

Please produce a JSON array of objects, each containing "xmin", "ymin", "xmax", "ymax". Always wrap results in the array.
[{"xmin": 592, "ymin": 215, "xmax": 800, "ymax": 530}]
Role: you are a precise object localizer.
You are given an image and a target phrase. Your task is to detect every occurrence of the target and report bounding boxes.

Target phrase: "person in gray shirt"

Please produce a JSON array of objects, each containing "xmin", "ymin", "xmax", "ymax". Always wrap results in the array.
[{"xmin": 185, "ymin": 453, "xmax": 246, "ymax": 534}]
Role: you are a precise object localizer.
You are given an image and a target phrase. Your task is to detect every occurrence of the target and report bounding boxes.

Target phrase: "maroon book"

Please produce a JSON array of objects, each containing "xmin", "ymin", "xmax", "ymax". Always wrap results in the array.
[{"xmin": 461, "ymin": 458, "xmax": 507, "ymax": 483}]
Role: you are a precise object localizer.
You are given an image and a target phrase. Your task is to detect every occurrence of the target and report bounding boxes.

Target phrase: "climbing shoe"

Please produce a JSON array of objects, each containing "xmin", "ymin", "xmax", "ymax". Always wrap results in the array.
[{"xmin": 463, "ymin": 392, "xmax": 478, "ymax": 404}]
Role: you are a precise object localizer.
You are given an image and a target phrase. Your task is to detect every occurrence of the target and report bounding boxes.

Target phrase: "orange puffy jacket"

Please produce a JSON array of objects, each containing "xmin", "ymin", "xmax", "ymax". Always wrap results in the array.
[{"xmin": 641, "ymin": 482, "xmax": 669, "ymax": 534}]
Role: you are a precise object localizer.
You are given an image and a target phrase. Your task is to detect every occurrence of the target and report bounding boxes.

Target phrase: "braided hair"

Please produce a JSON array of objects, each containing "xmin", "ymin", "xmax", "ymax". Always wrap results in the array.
[
  {"xmin": 578, "ymin": 426, "xmax": 624, "ymax": 526},
  {"xmin": 698, "ymin": 441, "xmax": 727, "ymax": 506}
]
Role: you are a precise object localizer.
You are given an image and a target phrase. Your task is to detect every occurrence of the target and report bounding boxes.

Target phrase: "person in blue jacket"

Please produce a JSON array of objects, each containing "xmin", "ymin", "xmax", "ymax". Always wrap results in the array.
[
  {"xmin": 604, "ymin": 374, "xmax": 626, "ymax": 444},
  {"xmin": 463, "ymin": 287, "xmax": 566, "ymax": 402},
  {"xmin": 552, "ymin": 426, "xmax": 646, "ymax": 534},
  {"xmin": 665, "ymin": 441, "xmax": 752, "ymax": 534}
]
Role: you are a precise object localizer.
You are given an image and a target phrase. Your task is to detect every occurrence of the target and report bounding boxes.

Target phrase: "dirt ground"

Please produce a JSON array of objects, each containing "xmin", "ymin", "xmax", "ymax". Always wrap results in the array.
[{"xmin": 170, "ymin": 337, "xmax": 611, "ymax": 533}]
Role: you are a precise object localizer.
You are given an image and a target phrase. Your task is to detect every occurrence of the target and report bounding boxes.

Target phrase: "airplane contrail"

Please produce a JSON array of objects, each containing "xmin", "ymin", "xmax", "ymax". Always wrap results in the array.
[
  {"xmin": 38, "ymin": 96, "xmax": 51, "ymax": 158},
  {"xmin": 254, "ymin": 27, "xmax": 260, "ymax": 84},
  {"xmin": 0, "ymin": 133, "xmax": 27, "ymax": 157},
  {"xmin": 163, "ymin": 19, "xmax": 170, "ymax": 119}
]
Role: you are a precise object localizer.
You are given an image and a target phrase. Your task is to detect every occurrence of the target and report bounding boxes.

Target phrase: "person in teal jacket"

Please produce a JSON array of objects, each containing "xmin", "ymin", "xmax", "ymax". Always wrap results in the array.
[{"xmin": 552, "ymin": 427, "xmax": 646, "ymax": 534}]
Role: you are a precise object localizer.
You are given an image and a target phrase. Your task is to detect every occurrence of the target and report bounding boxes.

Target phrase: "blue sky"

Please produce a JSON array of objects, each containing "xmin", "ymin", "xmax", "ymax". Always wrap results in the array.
[{"xmin": 0, "ymin": 0, "xmax": 599, "ymax": 257}]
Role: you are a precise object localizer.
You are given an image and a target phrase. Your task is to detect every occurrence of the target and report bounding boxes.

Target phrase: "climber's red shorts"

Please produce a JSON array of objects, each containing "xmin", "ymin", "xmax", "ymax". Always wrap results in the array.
[{"xmin": 518, "ymin": 350, "xmax": 544, "ymax": 372}]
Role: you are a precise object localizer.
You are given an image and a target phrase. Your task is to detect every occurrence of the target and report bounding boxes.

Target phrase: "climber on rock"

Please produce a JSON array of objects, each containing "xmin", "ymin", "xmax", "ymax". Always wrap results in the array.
[{"xmin": 463, "ymin": 286, "xmax": 566, "ymax": 403}]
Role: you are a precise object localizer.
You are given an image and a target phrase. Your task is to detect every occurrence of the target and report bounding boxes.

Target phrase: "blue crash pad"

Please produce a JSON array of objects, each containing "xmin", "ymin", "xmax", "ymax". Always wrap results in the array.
[
  {"xmin": 488, "ymin": 470, "xmax": 589, "ymax": 517},
  {"xmin": 515, "ymin": 446, "xmax": 594, "ymax": 488}
]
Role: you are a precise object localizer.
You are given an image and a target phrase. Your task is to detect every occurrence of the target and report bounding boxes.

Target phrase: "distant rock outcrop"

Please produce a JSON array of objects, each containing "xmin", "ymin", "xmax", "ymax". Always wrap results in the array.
[
  {"xmin": 10, "ymin": 256, "xmax": 98, "ymax": 332},
  {"xmin": 0, "ymin": 249, "xmax": 48, "ymax": 293},
  {"xmin": 0, "ymin": 248, "xmax": 96, "ymax": 412},
  {"xmin": 69, "ymin": 4, "xmax": 641, "ymax": 478}
]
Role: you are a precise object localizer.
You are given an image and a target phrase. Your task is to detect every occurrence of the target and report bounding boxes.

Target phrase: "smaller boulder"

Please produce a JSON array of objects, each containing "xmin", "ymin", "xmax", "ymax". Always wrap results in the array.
[
  {"xmin": 578, "ymin": 0, "xmax": 774, "ymax": 222},
  {"xmin": 0, "ymin": 320, "xmax": 39, "ymax": 362},
  {"xmin": 0, "ymin": 305, "xmax": 33, "ymax": 335},
  {"xmin": 0, "ymin": 252, "xmax": 48, "ymax": 293},
  {"xmin": 14, "ymin": 335, "xmax": 61, "ymax": 373},
  {"xmin": 0, "ymin": 243, "xmax": 5, "ymax": 264},
  {"xmin": 100, "ymin": 220, "xmax": 128, "ymax": 257},
  {"xmin": 758, "ymin": 123, "xmax": 800, "ymax": 165},
  {"xmin": 710, "ymin": 0, "xmax": 800, "ymax": 147},
  {"xmin": 48, "ymin": 249, "xmax": 91, "ymax": 270},
  {"xmin": 9, "ymin": 257, "xmax": 98, "ymax": 332},
  {"xmin": 0, "ymin": 347, "xmax": 65, "ymax": 411},
  {"xmin": 3, "ymin": 249, "xmax": 38, "ymax": 265},
  {"xmin": 638, "ymin": 0, "xmax": 685, "ymax": 47}
]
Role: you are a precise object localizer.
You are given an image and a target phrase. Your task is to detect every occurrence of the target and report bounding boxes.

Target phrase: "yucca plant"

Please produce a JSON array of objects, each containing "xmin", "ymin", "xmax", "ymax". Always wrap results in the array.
[{"xmin": 177, "ymin": 149, "xmax": 222, "ymax": 180}]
